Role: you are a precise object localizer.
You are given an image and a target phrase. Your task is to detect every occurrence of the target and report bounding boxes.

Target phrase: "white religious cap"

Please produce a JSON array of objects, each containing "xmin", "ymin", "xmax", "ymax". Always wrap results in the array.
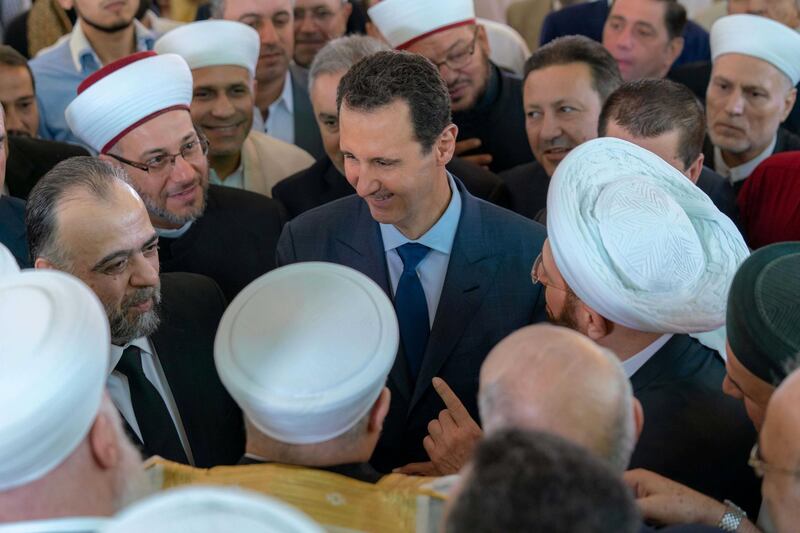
[
  {"xmin": 154, "ymin": 20, "xmax": 260, "ymax": 78},
  {"xmin": 0, "ymin": 242, "xmax": 19, "ymax": 277},
  {"xmin": 100, "ymin": 486, "xmax": 324, "ymax": 533},
  {"xmin": 368, "ymin": 0, "xmax": 476, "ymax": 49},
  {"xmin": 215, "ymin": 262, "xmax": 399, "ymax": 445},
  {"xmin": 0, "ymin": 270, "xmax": 109, "ymax": 491},
  {"xmin": 711, "ymin": 14, "xmax": 800, "ymax": 86},
  {"xmin": 65, "ymin": 51, "xmax": 192, "ymax": 154},
  {"xmin": 547, "ymin": 138, "xmax": 749, "ymax": 334}
]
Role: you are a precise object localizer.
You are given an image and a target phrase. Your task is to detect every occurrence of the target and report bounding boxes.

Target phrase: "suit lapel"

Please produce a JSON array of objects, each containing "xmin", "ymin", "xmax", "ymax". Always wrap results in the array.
[
  {"xmin": 241, "ymin": 134, "xmax": 269, "ymax": 197},
  {"xmin": 409, "ymin": 186, "xmax": 500, "ymax": 412}
]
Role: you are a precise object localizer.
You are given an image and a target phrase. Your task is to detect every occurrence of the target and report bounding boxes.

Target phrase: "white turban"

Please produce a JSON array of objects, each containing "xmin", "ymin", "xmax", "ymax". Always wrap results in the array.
[
  {"xmin": 368, "ymin": 0, "xmax": 476, "ymax": 49},
  {"xmin": 711, "ymin": 14, "xmax": 800, "ymax": 86},
  {"xmin": 154, "ymin": 20, "xmax": 260, "ymax": 78},
  {"xmin": 0, "ymin": 243, "xmax": 19, "ymax": 277},
  {"xmin": 0, "ymin": 271, "xmax": 109, "ymax": 491},
  {"xmin": 100, "ymin": 486, "xmax": 324, "ymax": 533},
  {"xmin": 65, "ymin": 51, "xmax": 192, "ymax": 154},
  {"xmin": 215, "ymin": 262, "xmax": 398, "ymax": 445},
  {"xmin": 547, "ymin": 138, "xmax": 750, "ymax": 334}
]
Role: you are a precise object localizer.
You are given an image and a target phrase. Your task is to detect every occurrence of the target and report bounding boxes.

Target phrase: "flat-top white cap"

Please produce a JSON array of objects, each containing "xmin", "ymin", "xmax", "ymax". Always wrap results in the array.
[
  {"xmin": 0, "ymin": 242, "xmax": 19, "ymax": 277},
  {"xmin": 368, "ymin": 0, "xmax": 476, "ymax": 49}
]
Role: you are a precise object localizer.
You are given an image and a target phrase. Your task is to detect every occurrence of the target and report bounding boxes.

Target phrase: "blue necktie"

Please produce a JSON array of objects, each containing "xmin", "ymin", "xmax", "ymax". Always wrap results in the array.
[{"xmin": 395, "ymin": 243, "xmax": 431, "ymax": 379}]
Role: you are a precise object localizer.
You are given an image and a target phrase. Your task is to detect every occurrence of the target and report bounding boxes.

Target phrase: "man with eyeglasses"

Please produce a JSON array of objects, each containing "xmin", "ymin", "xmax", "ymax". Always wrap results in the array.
[
  {"xmin": 367, "ymin": 0, "xmax": 534, "ymax": 173},
  {"xmin": 65, "ymin": 51, "xmax": 286, "ymax": 303},
  {"xmin": 624, "ymin": 241, "xmax": 800, "ymax": 532},
  {"xmin": 293, "ymin": 0, "xmax": 352, "ymax": 68}
]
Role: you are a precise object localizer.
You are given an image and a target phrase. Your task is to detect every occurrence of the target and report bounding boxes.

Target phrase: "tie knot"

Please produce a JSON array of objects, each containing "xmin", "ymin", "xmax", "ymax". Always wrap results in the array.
[
  {"xmin": 116, "ymin": 345, "xmax": 144, "ymax": 374},
  {"xmin": 397, "ymin": 243, "xmax": 430, "ymax": 272}
]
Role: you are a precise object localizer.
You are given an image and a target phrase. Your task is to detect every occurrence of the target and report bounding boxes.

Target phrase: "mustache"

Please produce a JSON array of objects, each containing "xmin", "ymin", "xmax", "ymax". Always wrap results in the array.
[
  {"xmin": 540, "ymin": 136, "xmax": 574, "ymax": 150},
  {"xmin": 7, "ymin": 129, "xmax": 31, "ymax": 138},
  {"xmin": 121, "ymin": 286, "xmax": 160, "ymax": 311}
]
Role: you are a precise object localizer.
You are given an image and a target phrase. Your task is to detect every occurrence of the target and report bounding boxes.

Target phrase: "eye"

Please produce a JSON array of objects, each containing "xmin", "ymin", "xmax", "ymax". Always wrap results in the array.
[
  {"xmin": 145, "ymin": 154, "xmax": 169, "ymax": 168},
  {"xmin": 526, "ymin": 110, "xmax": 542, "ymax": 120},
  {"xmin": 143, "ymin": 242, "xmax": 159, "ymax": 256},
  {"xmin": 230, "ymin": 85, "xmax": 249, "ymax": 96},
  {"xmin": 635, "ymin": 27, "xmax": 655, "ymax": 38},
  {"xmin": 193, "ymin": 89, "xmax": 213, "ymax": 100},
  {"xmin": 274, "ymin": 13, "xmax": 290, "ymax": 27},
  {"xmin": 103, "ymin": 259, "xmax": 128, "ymax": 276},
  {"xmin": 559, "ymin": 106, "xmax": 576, "ymax": 113},
  {"xmin": 240, "ymin": 16, "xmax": 262, "ymax": 30}
]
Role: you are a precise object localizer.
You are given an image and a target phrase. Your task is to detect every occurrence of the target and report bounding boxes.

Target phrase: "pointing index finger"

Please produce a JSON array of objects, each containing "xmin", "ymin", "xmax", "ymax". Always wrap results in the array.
[{"xmin": 432, "ymin": 377, "xmax": 471, "ymax": 424}]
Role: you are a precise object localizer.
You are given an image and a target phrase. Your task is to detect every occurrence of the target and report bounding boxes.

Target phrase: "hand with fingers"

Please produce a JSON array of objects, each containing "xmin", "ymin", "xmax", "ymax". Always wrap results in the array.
[
  {"xmin": 395, "ymin": 377, "xmax": 483, "ymax": 476},
  {"xmin": 454, "ymin": 138, "xmax": 493, "ymax": 169}
]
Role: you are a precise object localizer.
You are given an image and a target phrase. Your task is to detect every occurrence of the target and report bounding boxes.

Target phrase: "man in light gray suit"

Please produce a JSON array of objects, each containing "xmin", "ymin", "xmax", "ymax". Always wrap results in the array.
[{"xmin": 276, "ymin": 50, "xmax": 546, "ymax": 473}]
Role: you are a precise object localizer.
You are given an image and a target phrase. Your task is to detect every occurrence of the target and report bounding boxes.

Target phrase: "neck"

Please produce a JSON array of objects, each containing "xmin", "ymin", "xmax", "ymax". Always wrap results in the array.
[
  {"xmin": 255, "ymin": 74, "xmax": 287, "ymax": 117},
  {"xmin": 246, "ymin": 429, "xmax": 373, "ymax": 467},
  {"xmin": 721, "ymin": 139, "xmax": 773, "ymax": 168},
  {"xmin": 210, "ymin": 152, "xmax": 241, "ymax": 181},
  {"xmin": 80, "ymin": 20, "xmax": 137, "ymax": 66},
  {"xmin": 396, "ymin": 170, "xmax": 451, "ymax": 240},
  {"xmin": 596, "ymin": 326, "xmax": 665, "ymax": 361}
]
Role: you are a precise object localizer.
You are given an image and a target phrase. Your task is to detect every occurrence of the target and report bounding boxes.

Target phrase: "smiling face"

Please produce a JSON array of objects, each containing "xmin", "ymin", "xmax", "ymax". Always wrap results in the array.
[
  {"xmin": 524, "ymin": 62, "xmax": 603, "ymax": 176},
  {"xmin": 293, "ymin": 0, "xmax": 352, "ymax": 68},
  {"xmin": 190, "ymin": 65, "xmax": 254, "ymax": 158}
]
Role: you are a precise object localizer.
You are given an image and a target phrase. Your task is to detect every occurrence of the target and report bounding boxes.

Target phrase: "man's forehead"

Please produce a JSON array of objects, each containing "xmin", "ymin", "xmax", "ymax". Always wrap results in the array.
[
  {"xmin": 406, "ymin": 25, "xmax": 476, "ymax": 56},
  {"xmin": 115, "ymin": 109, "xmax": 196, "ymax": 155},
  {"xmin": 192, "ymin": 64, "xmax": 252, "ymax": 86},
  {"xmin": 226, "ymin": 0, "xmax": 292, "ymax": 17},
  {"xmin": 713, "ymin": 53, "xmax": 789, "ymax": 85},
  {"xmin": 610, "ymin": 0, "xmax": 666, "ymax": 25},
  {"xmin": 0, "ymin": 64, "xmax": 32, "ymax": 88},
  {"xmin": 525, "ymin": 62, "xmax": 596, "ymax": 95},
  {"xmin": 296, "ymin": 0, "xmax": 339, "ymax": 8}
]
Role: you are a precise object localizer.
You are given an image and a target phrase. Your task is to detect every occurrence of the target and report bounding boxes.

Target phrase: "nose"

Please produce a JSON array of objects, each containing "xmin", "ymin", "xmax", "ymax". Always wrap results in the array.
[
  {"xmin": 169, "ymin": 153, "xmax": 198, "ymax": 186},
  {"xmin": 259, "ymin": 20, "xmax": 278, "ymax": 45},
  {"xmin": 347, "ymin": 161, "xmax": 380, "ymax": 198},
  {"xmin": 615, "ymin": 26, "xmax": 634, "ymax": 50},
  {"xmin": 540, "ymin": 112, "xmax": 563, "ymax": 141},
  {"xmin": 724, "ymin": 88, "xmax": 745, "ymax": 116},
  {"xmin": 722, "ymin": 374, "xmax": 743, "ymax": 400},
  {"xmin": 129, "ymin": 252, "xmax": 160, "ymax": 288},
  {"xmin": 211, "ymin": 94, "xmax": 235, "ymax": 119}
]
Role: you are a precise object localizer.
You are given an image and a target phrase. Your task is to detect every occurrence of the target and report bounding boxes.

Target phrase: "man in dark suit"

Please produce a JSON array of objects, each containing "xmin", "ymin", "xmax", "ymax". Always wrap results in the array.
[
  {"xmin": 272, "ymin": 34, "xmax": 508, "ymax": 219},
  {"xmin": 598, "ymin": 79, "xmax": 739, "ymax": 226},
  {"xmin": 499, "ymin": 36, "xmax": 622, "ymax": 223},
  {"xmin": 539, "ymin": 0, "xmax": 710, "ymax": 67},
  {"xmin": 26, "ymin": 156, "xmax": 244, "ymax": 467},
  {"xmin": 276, "ymin": 51, "xmax": 546, "ymax": 473}
]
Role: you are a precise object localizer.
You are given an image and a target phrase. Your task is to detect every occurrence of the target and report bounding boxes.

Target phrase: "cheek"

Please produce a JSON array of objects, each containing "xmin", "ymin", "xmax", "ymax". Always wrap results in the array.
[{"xmin": 743, "ymin": 398, "xmax": 767, "ymax": 430}]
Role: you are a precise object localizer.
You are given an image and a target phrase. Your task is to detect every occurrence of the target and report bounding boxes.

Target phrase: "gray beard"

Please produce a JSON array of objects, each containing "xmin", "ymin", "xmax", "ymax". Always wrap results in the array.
[{"xmin": 107, "ymin": 285, "xmax": 162, "ymax": 345}]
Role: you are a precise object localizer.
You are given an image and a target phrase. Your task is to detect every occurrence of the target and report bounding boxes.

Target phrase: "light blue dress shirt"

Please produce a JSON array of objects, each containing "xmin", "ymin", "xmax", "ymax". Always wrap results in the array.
[
  {"xmin": 251, "ymin": 70, "xmax": 295, "ymax": 145},
  {"xmin": 30, "ymin": 20, "xmax": 155, "ymax": 149},
  {"xmin": 380, "ymin": 173, "xmax": 462, "ymax": 328}
]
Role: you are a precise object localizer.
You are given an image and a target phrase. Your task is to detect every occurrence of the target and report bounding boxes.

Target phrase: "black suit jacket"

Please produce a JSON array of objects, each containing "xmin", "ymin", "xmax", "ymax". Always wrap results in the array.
[
  {"xmin": 499, "ymin": 160, "xmax": 550, "ymax": 224},
  {"xmin": 630, "ymin": 335, "xmax": 760, "ymax": 517},
  {"xmin": 272, "ymin": 156, "xmax": 511, "ymax": 220},
  {"xmin": 157, "ymin": 185, "xmax": 286, "ymax": 302},
  {"xmin": 0, "ymin": 195, "xmax": 29, "ymax": 267},
  {"xmin": 6, "ymin": 135, "xmax": 89, "ymax": 200},
  {"xmin": 289, "ymin": 64, "xmax": 325, "ymax": 160},
  {"xmin": 130, "ymin": 272, "xmax": 244, "ymax": 467},
  {"xmin": 696, "ymin": 166, "xmax": 739, "ymax": 228},
  {"xmin": 276, "ymin": 178, "xmax": 547, "ymax": 471}
]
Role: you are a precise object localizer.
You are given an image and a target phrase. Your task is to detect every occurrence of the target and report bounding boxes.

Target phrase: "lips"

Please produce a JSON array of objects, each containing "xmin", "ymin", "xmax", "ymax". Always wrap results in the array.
[
  {"xmin": 168, "ymin": 183, "xmax": 198, "ymax": 203},
  {"xmin": 714, "ymin": 122, "xmax": 745, "ymax": 135},
  {"xmin": 203, "ymin": 122, "xmax": 245, "ymax": 135}
]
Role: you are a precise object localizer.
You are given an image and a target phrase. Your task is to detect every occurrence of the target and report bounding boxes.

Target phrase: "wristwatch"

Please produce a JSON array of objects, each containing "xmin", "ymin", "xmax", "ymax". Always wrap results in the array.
[{"xmin": 718, "ymin": 499, "xmax": 747, "ymax": 532}]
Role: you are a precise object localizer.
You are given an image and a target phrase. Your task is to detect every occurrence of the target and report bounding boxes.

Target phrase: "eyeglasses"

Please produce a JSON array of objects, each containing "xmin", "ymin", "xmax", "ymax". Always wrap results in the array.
[
  {"xmin": 749, "ymin": 443, "xmax": 800, "ymax": 478},
  {"xmin": 431, "ymin": 27, "xmax": 480, "ymax": 72},
  {"xmin": 294, "ymin": 4, "xmax": 341, "ymax": 25},
  {"xmin": 531, "ymin": 252, "xmax": 569, "ymax": 292},
  {"xmin": 108, "ymin": 135, "xmax": 209, "ymax": 178}
]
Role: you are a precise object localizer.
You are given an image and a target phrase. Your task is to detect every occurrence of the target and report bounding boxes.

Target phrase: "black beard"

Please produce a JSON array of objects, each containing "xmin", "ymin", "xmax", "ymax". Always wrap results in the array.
[{"xmin": 79, "ymin": 12, "xmax": 135, "ymax": 34}]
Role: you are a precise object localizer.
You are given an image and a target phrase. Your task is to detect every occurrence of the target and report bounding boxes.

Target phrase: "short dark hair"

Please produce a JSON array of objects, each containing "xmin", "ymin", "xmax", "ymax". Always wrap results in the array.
[
  {"xmin": 0, "ymin": 45, "xmax": 35, "ymax": 92},
  {"xmin": 336, "ymin": 50, "xmax": 451, "ymax": 153},
  {"xmin": 26, "ymin": 156, "xmax": 129, "ymax": 266},
  {"xmin": 598, "ymin": 79, "xmax": 705, "ymax": 169},
  {"xmin": 609, "ymin": 0, "xmax": 687, "ymax": 40},
  {"xmin": 445, "ymin": 429, "xmax": 640, "ymax": 533},
  {"xmin": 524, "ymin": 35, "xmax": 623, "ymax": 104}
]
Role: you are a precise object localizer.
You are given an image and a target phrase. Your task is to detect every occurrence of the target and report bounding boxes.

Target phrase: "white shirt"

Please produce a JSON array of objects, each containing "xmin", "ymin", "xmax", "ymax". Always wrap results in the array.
[
  {"xmin": 209, "ymin": 162, "xmax": 245, "ymax": 190},
  {"xmin": 621, "ymin": 334, "xmax": 674, "ymax": 378},
  {"xmin": 156, "ymin": 221, "xmax": 193, "ymax": 239},
  {"xmin": 252, "ymin": 71, "xmax": 295, "ymax": 145},
  {"xmin": 714, "ymin": 136, "xmax": 777, "ymax": 185},
  {"xmin": 380, "ymin": 174, "xmax": 462, "ymax": 328},
  {"xmin": 108, "ymin": 337, "xmax": 195, "ymax": 465}
]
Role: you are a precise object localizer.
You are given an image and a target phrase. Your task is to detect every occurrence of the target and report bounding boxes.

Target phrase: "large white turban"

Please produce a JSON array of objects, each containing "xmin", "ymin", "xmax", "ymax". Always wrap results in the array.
[
  {"xmin": 368, "ymin": 0, "xmax": 476, "ymax": 49},
  {"xmin": 65, "ymin": 51, "xmax": 192, "ymax": 154},
  {"xmin": 100, "ymin": 486, "xmax": 324, "ymax": 533},
  {"xmin": 215, "ymin": 262, "xmax": 398, "ymax": 445},
  {"xmin": 154, "ymin": 20, "xmax": 260, "ymax": 78},
  {"xmin": 0, "ymin": 271, "xmax": 109, "ymax": 490},
  {"xmin": 711, "ymin": 14, "xmax": 800, "ymax": 86},
  {"xmin": 547, "ymin": 138, "xmax": 750, "ymax": 333},
  {"xmin": 0, "ymin": 243, "xmax": 19, "ymax": 277}
]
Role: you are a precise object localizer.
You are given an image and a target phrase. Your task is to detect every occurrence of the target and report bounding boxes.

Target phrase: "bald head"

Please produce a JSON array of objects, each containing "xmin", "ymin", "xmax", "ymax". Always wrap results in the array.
[{"xmin": 478, "ymin": 324, "xmax": 639, "ymax": 473}]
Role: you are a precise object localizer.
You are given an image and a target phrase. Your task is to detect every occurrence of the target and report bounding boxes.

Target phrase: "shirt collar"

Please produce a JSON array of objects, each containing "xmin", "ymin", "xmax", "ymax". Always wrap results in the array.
[
  {"xmin": 621, "ymin": 334, "xmax": 673, "ymax": 378},
  {"xmin": 714, "ymin": 135, "xmax": 777, "ymax": 184},
  {"xmin": 156, "ymin": 220, "xmax": 194, "ymax": 239},
  {"xmin": 110, "ymin": 337, "xmax": 152, "ymax": 371},
  {"xmin": 209, "ymin": 161, "xmax": 244, "ymax": 186},
  {"xmin": 69, "ymin": 19, "xmax": 155, "ymax": 73},
  {"xmin": 269, "ymin": 70, "xmax": 294, "ymax": 115},
  {"xmin": 380, "ymin": 173, "xmax": 462, "ymax": 254}
]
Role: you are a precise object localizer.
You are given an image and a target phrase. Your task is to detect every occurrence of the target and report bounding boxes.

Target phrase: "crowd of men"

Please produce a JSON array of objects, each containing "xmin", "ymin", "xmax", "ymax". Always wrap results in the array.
[{"xmin": 1, "ymin": 0, "xmax": 800, "ymax": 531}]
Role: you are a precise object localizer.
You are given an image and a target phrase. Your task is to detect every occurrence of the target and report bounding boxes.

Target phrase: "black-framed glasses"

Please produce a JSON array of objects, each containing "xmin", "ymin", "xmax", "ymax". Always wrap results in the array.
[
  {"xmin": 749, "ymin": 443, "xmax": 800, "ymax": 478},
  {"xmin": 431, "ymin": 26, "xmax": 480, "ymax": 72},
  {"xmin": 531, "ymin": 252, "xmax": 569, "ymax": 292},
  {"xmin": 108, "ymin": 134, "xmax": 209, "ymax": 178}
]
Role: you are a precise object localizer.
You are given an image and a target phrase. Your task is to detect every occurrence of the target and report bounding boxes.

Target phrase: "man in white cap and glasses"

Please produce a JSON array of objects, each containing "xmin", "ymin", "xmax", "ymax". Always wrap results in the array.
[
  {"xmin": 367, "ymin": 0, "xmax": 533, "ymax": 173},
  {"xmin": 702, "ymin": 14, "xmax": 800, "ymax": 191},
  {"xmin": 65, "ymin": 51, "xmax": 286, "ymax": 302},
  {"xmin": 215, "ymin": 263, "xmax": 397, "ymax": 482},
  {"xmin": 0, "ymin": 270, "xmax": 147, "ymax": 531},
  {"xmin": 154, "ymin": 20, "xmax": 313, "ymax": 197},
  {"xmin": 534, "ymin": 138, "xmax": 759, "ymax": 513}
]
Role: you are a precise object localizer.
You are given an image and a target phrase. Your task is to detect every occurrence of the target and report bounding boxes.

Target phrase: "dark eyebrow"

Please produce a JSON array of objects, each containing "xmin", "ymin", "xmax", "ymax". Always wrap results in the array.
[
  {"xmin": 633, "ymin": 21, "xmax": 657, "ymax": 33},
  {"xmin": 318, "ymin": 112, "xmax": 337, "ymax": 120},
  {"xmin": 91, "ymin": 233, "xmax": 158, "ymax": 272}
]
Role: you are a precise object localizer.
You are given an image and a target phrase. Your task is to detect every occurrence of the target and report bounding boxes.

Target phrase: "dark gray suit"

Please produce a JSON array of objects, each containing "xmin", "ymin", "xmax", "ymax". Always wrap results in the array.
[
  {"xmin": 276, "ymin": 178, "xmax": 547, "ymax": 471},
  {"xmin": 0, "ymin": 195, "xmax": 29, "ymax": 268},
  {"xmin": 289, "ymin": 64, "xmax": 325, "ymax": 161}
]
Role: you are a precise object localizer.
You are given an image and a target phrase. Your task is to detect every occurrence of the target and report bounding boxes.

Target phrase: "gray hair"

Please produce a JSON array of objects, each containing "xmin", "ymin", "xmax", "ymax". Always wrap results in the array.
[
  {"xmin": 308, "ymin": 34, "xmax": 388, "ymax": 90},
  {"xmin": 211, "ymin": 0, "xmax": 296, "ymax": 20}
]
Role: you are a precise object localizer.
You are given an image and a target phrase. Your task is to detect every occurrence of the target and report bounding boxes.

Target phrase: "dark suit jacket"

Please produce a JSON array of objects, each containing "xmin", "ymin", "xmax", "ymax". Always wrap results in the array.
[
  {"xmin": 630, "ymin": 335, "xmax": 760, "ymax": 517},
  {"xmin": 0, "ymin": 195, "xmax": 29, "ymax": 267},
  {"xmin": 539, "ymin": 0, "xmax": 711, "ymax": 66},
  {"xmin": 134, "ymin": 272, "xmax": 244, "ymax": 467},
  {"xmin": 702, "ymin": 128, "xmax": 800, "ymax": 193},
  {"xmin": 6, "ymin": 135, "xmax": 89, "ymax": 200},
  {"xmin": 500, "ymin": 160, "xmax": 550, "ymax": 224},
  {"xmin": 276, "ymin": 178, "xmax": 547, "ymax": 472},
  {"xmin": 289, "ymin": 64, "xmax": 325, "ymax": 161},
  {"xmin": 157, "ymin": 185, "xmax": 286, "ymax": 302},
  {"xmin": 696, "ymin": 166, "xmax": 739, "ymax": 227},
  {"xmin": 272, "ymin": 156, "xmax": 510, "ymax": 219}
]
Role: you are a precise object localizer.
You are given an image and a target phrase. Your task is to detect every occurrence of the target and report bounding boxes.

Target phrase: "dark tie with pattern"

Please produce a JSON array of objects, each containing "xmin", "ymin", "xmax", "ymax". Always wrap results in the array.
[
  {"xmin": 115, "ymin": 345, "xmax": 188, "ymax": 463},
  {"xmin": 394, "ymin": 243, "xmax": 431, "ymax": 379}
]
